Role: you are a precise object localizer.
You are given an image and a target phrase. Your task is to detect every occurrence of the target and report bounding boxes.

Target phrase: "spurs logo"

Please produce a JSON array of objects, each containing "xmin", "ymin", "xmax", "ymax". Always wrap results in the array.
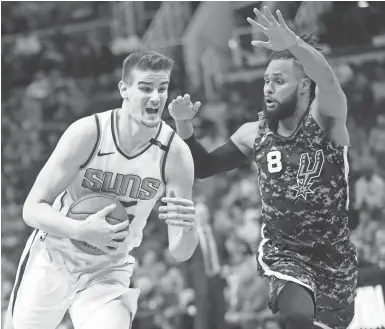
[{"xmin": 292, "ymin": 150, "xmax": 324, "ymax": 200}]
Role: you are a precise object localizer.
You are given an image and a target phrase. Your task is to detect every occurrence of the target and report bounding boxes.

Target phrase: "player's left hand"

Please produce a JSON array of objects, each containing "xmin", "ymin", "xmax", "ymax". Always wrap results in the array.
[
  {"xmin": 159, "ymin": 196, "xmax": 196, "ymax": 231},
  {"xmin": 247, "ymin": 6, "xmax": 297, "ymax": 51}
]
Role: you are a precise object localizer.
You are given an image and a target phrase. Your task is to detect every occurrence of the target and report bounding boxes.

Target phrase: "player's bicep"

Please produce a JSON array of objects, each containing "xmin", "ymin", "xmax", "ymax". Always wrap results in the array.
[
  {"xmin": 313, "ymin": 84, "xmax": 347, "ymax": 120},
  {"xmin": 165, "ymin": 136, "xmax": 194, "ymax": 199},
  {"xmin": 25, "ymin": 118, "xmax": 96, "ymax": 207}
]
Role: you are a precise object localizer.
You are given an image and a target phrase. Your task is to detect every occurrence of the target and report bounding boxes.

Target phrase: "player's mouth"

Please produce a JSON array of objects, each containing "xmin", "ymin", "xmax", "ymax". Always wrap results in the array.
[
  {"xmin": 265, "ymin": 98, "xmax": 277, "ymax": 109},
  {"xmin": 145, "ymin": 107, "xmax": 159, "ymax": 115}
]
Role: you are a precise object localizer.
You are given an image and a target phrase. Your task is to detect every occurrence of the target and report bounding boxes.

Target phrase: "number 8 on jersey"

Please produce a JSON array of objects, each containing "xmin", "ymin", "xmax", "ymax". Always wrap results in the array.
[{"xmin": 267, "ymin": 150, "xmax": 282, "ymax": 173}]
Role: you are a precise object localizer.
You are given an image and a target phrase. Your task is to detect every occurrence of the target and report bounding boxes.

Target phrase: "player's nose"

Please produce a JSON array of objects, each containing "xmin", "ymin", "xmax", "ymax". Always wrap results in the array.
[
  {"xmin": 149, "ymin": 91, "xmax": 161, "ymax": 103},
  {"xmin": 264, "ymin": 82, "xmax": 274, "ymax": 95},
  {"xmin": 150, "ymin": 100, "xmax": 160, "ymax": 106}
]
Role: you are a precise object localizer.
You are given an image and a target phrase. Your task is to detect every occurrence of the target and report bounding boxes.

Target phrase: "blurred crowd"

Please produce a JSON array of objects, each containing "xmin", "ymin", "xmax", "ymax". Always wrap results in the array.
[{"xmin": 2, "ymin": 3, "xmax": 385, "ymax": 329}]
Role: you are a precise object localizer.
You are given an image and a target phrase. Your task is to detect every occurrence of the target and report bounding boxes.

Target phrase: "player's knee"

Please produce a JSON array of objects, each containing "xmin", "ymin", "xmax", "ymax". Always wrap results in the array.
[
  {"xmin": 278, "ymin": 282, "xmax": 314, "ymax": 314},
  {"xmin": 277, "ymin": 282, "xmax": 315, "ymax": 329},
  {"xmin": 284, "ymin": 313, "xmax": 314, "ymax": 329}
]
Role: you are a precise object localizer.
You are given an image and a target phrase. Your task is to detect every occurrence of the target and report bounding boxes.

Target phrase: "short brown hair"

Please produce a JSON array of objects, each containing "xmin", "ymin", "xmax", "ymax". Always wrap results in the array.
[{"xmin": 121, "ymin": 51, "xmax": 174, "ymax": 82}]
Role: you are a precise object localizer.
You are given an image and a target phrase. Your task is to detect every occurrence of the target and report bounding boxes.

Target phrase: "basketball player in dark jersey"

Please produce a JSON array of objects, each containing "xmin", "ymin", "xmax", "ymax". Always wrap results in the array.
[{"xmin": 164, "ymin": 7, "xmax": 358, "ymax": 329}]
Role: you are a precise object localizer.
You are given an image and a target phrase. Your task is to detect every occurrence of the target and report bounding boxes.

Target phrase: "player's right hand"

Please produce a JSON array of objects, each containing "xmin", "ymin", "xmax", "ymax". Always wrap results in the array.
[
  {"xmin": 77, "ymin": 204, "xmax": 130, "ymax": 253},
  {"xmin": 168, "ymin": 94, "xmax": 201, "ymax": 121}
]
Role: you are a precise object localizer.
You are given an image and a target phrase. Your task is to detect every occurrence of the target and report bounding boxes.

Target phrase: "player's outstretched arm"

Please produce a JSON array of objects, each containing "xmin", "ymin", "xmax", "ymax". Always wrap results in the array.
[
  {"xmin": 23, "ymin": 116, "xmax": 98, "ymax": 239},
  {"xmin": 169, "ymin": 94, "xmax": 251, "ymax": 178},
  {"xmin": 247, "ymin": 7, "xmax": 347, "ymax": 120},
  {"xmin": 159, "ymin": 134, "xmax": 198, "ymax": 262}
]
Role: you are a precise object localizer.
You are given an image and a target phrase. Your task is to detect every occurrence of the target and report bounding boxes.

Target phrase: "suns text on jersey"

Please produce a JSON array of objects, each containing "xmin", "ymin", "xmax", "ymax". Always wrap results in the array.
[{"xmin": 81, "ymin": 168, "xmax": 161, "ymax": 200}]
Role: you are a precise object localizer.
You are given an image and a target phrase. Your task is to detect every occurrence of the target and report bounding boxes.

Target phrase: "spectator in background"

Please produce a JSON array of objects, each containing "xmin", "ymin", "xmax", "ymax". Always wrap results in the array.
[
  {"xmin": 354, "ymin": 157, "xmax": 385, "ymax": 217},
  {"xmin": 183, "ymin": 201, "xmax": 227, "ymax": 329},
  {"xmin": 155, "ymin": 267, "xmax": 187, "ymax": 329},
  {"xmin": 110, "ymin": 31, "xmax": 141, "ymax": 60},
  {"xmin": 134, "ymin": 274, "xmax": 161, "ymax": 329},
  {"xmin": 13, "ymin": 26, "xmax": 41, "ymax": 57},
  {"xmin": 135, "ymin": 249, "xmax": 167, "ymax": 284},
  {"xmin": 351, "ymin": 207, "xmax": 379, "ymax": 264},
  {"xmin": 199, "ymin": 120, "xmax": 226, "ymax": 152},
  {"xmin": 224, "ymin": 235, "xmax": 270, "ymax": 329},
  {"xmin": 369, "ymin": 113, "xmax": 385, "ymax": 174},
  {"xmin": 374, "ymin": 225, "xmax": 385, "ymax": 269}
]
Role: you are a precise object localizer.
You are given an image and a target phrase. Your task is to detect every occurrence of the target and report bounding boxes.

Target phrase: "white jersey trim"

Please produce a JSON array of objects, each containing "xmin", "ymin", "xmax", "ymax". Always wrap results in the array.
[
  {"xmin": 343, "ymin": 145, "xmax": 350, "ymax": 211},
  {"xmin": 80, "ymin": 114, "xmax": 101, "ymax": 169},
  {"xmin": 160, "ymin": 130, "xmax": 176, "ymax": 185}
]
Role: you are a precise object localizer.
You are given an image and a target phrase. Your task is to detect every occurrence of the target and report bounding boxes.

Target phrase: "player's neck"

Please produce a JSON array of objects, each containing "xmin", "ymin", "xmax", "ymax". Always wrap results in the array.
[
  {"xmin": 277, "ymin": 105, "xmax": 308, "ymax": 137},
  {"xmin": 116, "ymin": 109, "xmax": 158, "ymax": 154}
]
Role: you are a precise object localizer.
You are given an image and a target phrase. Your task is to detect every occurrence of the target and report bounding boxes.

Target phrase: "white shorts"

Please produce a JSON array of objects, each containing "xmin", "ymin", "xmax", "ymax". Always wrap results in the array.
[{"xmin": 8, "ymin": 230, "xmax": 140, "ymax": 329}]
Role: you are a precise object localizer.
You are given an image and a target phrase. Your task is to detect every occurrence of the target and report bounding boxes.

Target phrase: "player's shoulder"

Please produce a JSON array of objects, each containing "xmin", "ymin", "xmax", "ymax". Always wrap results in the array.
[
  {"xmin": 237, "ymin": 121, "xmax": 260, "ymax": 134},
  {"xmin": 168, "ymin": 129, "xmax": 192, "ymax": 160},
  {"xmin": 231, "ymin": 120, "xmax": 260, "ymax": 155},
  {"xmin": 68, "ymin": 115, "xmax": 97, "ymax": 134},
  {"xmin": 65, "ymin": 115, "xmax": 99, "ymax": 145}
]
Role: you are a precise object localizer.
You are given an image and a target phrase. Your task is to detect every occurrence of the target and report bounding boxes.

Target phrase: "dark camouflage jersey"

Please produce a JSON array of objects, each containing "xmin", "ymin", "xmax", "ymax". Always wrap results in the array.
[
  {"xmin": 253, "ymin": 110, "xmax": 358, "ymax": 328},
  {"xmin": 253, "ymin": 109, "xmax": 350, "ymax": 248}
]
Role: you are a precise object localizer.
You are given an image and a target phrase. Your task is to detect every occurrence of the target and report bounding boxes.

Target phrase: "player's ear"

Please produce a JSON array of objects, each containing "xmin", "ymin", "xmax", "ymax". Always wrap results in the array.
[
  {"xmin": 118, "ymin": 80, "xmax": 131, "ymax": 99},
  {"xmin": 299, "ymin": 78, "xmax": 311, "ymax": 95}
]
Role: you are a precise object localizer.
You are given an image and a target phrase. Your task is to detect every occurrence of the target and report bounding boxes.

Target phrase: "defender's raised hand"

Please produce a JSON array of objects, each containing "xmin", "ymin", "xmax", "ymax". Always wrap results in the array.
[
  {"xmin": 247, "ymin": 7, "xmax": 298, "ymax": 51},
  {"xmin": 168, "ymin": 94, "xmax": 201, "ymax": 121}
]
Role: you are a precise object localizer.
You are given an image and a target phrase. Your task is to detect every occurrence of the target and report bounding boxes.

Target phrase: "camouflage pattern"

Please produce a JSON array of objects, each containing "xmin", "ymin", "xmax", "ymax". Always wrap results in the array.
[
  {"xmin": 257, "ymin": 237, "xmax": 358, "ymax": 329},
  {"xmin": 254, "ymin": 110, "xmax": 358, "ymax": 329}
]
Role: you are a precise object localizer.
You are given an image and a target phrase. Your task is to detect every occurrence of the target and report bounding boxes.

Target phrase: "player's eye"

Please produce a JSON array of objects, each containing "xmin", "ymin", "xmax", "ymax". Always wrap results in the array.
[
  {"xmin": 159, "ymin": 88, "xmax": 167, "ymax": 93},
  {"xmin": 276, "ymin": 79, "xmax": 284, "ymax": 84},
  {"xmin": 140, "ymin": 87, "xmax": 152, "ymax": 93},
  {"xmin": 264, "ymin": 79, "xmax": 270, "ymax": 84}
]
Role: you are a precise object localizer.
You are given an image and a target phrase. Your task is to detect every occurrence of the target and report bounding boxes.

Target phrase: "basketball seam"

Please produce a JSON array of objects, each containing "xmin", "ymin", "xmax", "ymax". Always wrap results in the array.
[
  {"xmin": 68, "ymin": 212, "xmax": 123, "ymax": 221},
  {"xmin": 67, "ymin": 195, "xmax": 125, "ymax": 220},
  {"xmin": 68, "ymin": 195, "xmax": 118, "ymax": 211}
]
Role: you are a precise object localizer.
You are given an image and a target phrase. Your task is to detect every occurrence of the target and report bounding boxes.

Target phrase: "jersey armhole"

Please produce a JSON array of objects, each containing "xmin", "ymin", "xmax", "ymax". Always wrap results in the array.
[
  {"xmin": 80, "ymin": 114, "xmax": 101, "ymax": 169},
  {"xmin": 160, "ymin": 130, "xmax": 176, "ymax": 185}
]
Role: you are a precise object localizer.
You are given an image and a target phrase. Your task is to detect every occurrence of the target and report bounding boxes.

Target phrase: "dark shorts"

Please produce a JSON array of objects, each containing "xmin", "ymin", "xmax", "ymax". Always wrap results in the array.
[{"xmin": 257, "ymin": 237, "xmax": 358, "ymax": 329}]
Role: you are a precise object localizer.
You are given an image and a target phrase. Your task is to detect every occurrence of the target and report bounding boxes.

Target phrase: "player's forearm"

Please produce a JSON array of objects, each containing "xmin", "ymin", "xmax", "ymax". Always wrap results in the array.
[
  {"xmin": 175, "ymin": 119, "xmax": 194, "ymax": 139},
  {"xmin": 175, "ymin": 119, "xmax": 245, "ymax": 179},
  {"xmin": 289, "ymin": 37, "xmax": 337, "ymax": 89},
  {"xmin": 184, "ymin": 135, "xmax": 249, "ymax": 179},
  {"xmin": 168, "ymin": 228, "xmax": 198, "ymax": 262},
  {"xmin": 23, "ymin": 201, "xmax": 82, "ymax": 239}
]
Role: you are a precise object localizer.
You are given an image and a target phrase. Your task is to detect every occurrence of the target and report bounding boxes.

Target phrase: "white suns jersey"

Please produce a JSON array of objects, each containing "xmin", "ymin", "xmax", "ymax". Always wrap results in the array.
[{"xmin": 45, "ymin": 109, "xmax": 175, "ymax": 261}]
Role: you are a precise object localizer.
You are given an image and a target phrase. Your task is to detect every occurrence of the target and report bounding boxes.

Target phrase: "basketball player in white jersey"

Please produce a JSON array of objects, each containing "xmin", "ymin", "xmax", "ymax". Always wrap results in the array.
[{"xmin": 5, "ymin": 51, "xmax": 199, "ymax": 329}]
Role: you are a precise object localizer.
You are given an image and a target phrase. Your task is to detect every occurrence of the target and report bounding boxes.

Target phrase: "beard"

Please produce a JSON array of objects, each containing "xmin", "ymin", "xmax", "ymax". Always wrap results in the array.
[{"xmin": 263, "ymin": 87, "xmax": 298, "ymax": 131}]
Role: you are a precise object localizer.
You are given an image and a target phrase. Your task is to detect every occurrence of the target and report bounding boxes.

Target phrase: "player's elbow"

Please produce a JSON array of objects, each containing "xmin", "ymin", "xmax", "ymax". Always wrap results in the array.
[
  {"xmin": 22, "ymin": 198, "xmax": 43, "ymax": 228},
  {"xmin": 22, "ymin": 201, "xmax": 35, "ymax": 227},
  {"xmin": 169, "ymin": 247, "xmax": 195, "ymax": 262},
  {"xmin": 169, "ymin": 239, "xmax": 198, "ymax": 262}
]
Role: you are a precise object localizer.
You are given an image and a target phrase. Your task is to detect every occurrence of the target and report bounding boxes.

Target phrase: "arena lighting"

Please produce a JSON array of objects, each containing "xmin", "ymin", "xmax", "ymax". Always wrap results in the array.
[{"xmin": 357, "ymin": 1, "xmax": 369, "ymax": 8}]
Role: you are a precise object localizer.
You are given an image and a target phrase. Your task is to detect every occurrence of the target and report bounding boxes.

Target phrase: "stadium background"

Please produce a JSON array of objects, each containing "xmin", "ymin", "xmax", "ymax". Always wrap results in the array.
[{"xmin": 2, "ymin": 1, "xmax": 385, "ymax": 329}]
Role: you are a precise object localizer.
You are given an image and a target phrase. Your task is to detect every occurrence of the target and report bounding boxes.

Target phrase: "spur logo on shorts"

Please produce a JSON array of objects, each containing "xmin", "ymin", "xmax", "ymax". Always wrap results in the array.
[{"xmin": 291, "ymin": 150, "xmax": 324, "ymax": 200}]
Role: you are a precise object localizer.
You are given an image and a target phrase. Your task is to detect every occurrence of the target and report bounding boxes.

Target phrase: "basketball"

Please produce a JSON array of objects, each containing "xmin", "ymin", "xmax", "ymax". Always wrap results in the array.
[{"xmin": 67, "ymin": 193, "xmax": 129, "ymax": 255}]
